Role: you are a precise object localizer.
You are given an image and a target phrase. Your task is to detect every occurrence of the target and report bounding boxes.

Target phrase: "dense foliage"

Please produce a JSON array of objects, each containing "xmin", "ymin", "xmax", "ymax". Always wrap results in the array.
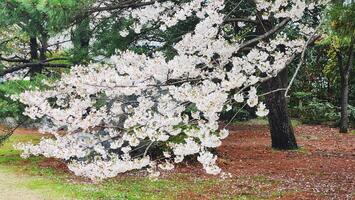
[{"xmin": 287, "ymin": 0, "xmax": 354, "ymax": 128}]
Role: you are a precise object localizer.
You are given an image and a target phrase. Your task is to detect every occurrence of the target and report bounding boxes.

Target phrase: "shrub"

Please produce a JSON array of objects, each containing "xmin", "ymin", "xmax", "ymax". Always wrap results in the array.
[{"xmin": 296, "ymin": 98, "xmax": 354, "ymax": 127}]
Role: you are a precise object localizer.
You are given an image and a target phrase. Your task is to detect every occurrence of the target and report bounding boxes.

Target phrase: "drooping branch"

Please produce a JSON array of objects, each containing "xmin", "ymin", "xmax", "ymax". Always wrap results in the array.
[
  {"xmin": 284, "ymin": 34, "xmax": 322, "ymax": 97},
  {"xmin": 89, "ymin": 0, "xmax": 158, "ymax": 13},
  {"xmin": 238, "ymin": 18, "xmax": 291, "ymax": 50},
  {"xmin": 0, "ymin": 120, "xmax": 26, "ymax": 146},
  {"xmin": 0, "ymin": 55, "xmax": 29, "ymax": 63},
  {"xmin": 0, "ymin": 62, "xmax": 70, "ymax": 76},
  {"xmin": 71, "ymin": 0, "xmax": 159, "ymax": 24}
]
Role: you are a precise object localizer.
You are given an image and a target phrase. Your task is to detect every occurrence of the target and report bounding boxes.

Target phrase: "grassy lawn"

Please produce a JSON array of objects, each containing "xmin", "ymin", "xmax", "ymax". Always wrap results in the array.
[{"xmin": 0, "ymin": 133, "xmax": 288, "ymax": 200}]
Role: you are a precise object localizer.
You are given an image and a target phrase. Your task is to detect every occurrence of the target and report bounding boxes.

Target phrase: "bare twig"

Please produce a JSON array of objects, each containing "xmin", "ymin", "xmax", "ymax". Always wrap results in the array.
[
  {"xmin": 0, "ymin": 121, "xmax": 25, "ymax": 146},
  {"xmin": 144, "ymin": 141, "xmax": 154, "ymax": 157},
  {"xmin": 259, "ymin": 88, "xmax": 287, "ymax": 97},
  {"xmin": 284, "ymin": 34, "xmax": 321, "ymax": 97},
  {"xmin": 223, "ymin": 102, "xmax": 248, "ymax": 129}
]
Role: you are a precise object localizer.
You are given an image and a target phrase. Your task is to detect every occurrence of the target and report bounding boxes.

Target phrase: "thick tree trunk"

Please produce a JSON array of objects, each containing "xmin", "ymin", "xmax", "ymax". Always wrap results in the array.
[
  {"xmin": 28, "ymin": 37, "xmax": 42, "ymax": 75},
  {"xmin": 253, "ymin": 15, "xmax": 298, "ymax": 149},
  {"xmin": 263, "ymin": 69, "xmax": 298, "ymax": 150},
  {"xmin": 339, "ymin": 39, "xmax": 354, "ymax": 133},
  {"xmin": 29, "ymin": 31, "xmax": 48, "ymax": 76}
]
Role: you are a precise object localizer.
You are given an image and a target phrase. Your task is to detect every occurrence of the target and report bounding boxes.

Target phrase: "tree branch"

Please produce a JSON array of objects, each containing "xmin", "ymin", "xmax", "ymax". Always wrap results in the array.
[
  {"xmin": 284, "ymin": 34, "xmax": 322, "ymax": 97},
  {"xmin": 0, "ymin": 63, "xmax": 70, "ymax": 76},
  {"xmin": 238, "ymin": 18, "xmax": 291, "ymax": 50},
  {"xmin": 0, "ymin": 120, "xmax": 26, "ymax": 146},
  {"xmin": 89, "ymin": 0, "xmax": 157, "ymax": 14},
  {"xmin": 0, "ymin": 55, "xmax": 29, "ymax": 63},
  {"xmin": 44, "ymin": 58, "xmax": 69, "ymax": 62},
  {"xmin": 259, "ymin": 34, "xmax": 321, "ymax": 85},
  {"xmin": 224, "ymin": 18, "xmax": 258, "ymax": 24}
]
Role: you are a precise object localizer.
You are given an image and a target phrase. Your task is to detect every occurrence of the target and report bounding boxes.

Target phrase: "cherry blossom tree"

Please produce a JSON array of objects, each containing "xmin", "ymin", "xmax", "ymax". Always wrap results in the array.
[{"xmin": 14, "ymin": 0, "xmax": 325, "ymax": 179}]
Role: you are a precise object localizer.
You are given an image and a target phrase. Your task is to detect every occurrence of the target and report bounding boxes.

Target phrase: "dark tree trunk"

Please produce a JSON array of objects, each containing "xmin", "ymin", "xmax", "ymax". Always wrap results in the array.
[
  {"xmin": 263, "ymin": 69, "xmax": 298, "ymax": 150},
  {"xmin": 340, "ymin": 73, "xmax": 349, "ymax": 133},
  {"xmin": 253, "ymin": 15, "xmax": 298, "ymax": 150},
  {"xmin": 28, "ymin": 37, "xmax": 42, "ymax": 75},
  {"xmin": 29, "ymin": 37, "xmax": 38, "ymax": 60},
  {"xmin": 72, "ymin": 17, "xmax": 91, "ymax": 64},
  {"xmin": 339, "ymin": 39, "xmax": 354, "ymax": 133},
  {"xmin": 29, "ymin": 31, "xmax": 49, "ymax": 76},
  {"xmin": 39, "ymin": 31, "xmax": 48, "ymax": 61}
]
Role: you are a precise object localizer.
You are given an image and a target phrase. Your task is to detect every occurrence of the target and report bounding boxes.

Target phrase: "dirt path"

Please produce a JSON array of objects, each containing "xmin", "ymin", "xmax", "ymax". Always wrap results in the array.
[{"xmin": 0, "ymin": 168, "xmax": 67, "ymax": 200}]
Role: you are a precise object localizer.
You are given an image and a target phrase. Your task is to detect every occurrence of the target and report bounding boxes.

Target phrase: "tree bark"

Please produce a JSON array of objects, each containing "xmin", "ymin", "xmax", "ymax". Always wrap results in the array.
[
  {"xmin": 39, "ymin": 31, "xmax": 48, "ymax": 61},
  {"xmin": 252, "ymin": 16, "xmax": 298, "ymax": 150},
  {"xmin": 28, "ymin": 37, "xmax": 42, "ymax": 75},
  {"xmin": 339, "ymin": 38, "xmax": 354, "ymax": 133},
  {"xmin": 72, "ymin": 16, "xmax": 91, "ymax": 64},
  {"xmin": 29, "ymin": 30, "xmax": 49, "ymax": 76},
  {"xmin": 29, "ymin": 37, "xmax": 38, "ymax": 60},
  {"xmin": 263, "ymin": 68, "xmax": 298, "ymax": 150},
  {"xmin": 340, "ymin": 71, "xmax": 349, "ymax": 133}
]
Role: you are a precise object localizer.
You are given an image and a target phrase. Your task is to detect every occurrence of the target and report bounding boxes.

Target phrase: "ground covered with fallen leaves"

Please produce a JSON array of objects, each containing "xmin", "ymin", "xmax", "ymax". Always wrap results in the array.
[
  {"xmin": 1, "ymin": 123, "xmax": 354, "ymax": 200},
  {"xmin": 211, "ymin": 124, "xmax": 354, "ymax": 199}
]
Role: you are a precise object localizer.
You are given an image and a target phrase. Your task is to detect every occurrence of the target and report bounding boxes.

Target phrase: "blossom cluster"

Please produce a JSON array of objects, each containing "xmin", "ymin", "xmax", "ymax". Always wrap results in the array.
[{"xmin": 14, "ymin": 0, "xmax": 321, "ymax": 179}]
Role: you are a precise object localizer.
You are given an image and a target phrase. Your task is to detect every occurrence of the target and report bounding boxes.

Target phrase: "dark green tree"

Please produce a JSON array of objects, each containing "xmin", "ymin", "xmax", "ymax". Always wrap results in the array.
[{"xmin": 325, "ymin": 1, "xmax": 354, "ymax": 133}]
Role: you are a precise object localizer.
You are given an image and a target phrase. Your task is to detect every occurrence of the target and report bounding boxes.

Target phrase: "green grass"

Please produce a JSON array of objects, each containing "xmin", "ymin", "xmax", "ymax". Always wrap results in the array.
[
  {"xmin": 19, "ymin": 175, "xmax": 215, "ymax": 200},
  {"xmin": 0, "ymin": 134, "xmax": 226, "ymax": 199},
  {"xmin": 292, "ymin": 147, "xmax": 309, "ymax": 154},
  {"xmin": 0, "ymin": 133, "xmax": 296, "ymax": 200}
]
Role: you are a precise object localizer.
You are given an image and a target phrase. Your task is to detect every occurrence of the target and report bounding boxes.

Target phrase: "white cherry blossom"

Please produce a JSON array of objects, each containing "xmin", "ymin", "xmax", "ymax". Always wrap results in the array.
[{"xmin": 14, "ymin": 0, "xmax": 324, "ymax": 179}]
